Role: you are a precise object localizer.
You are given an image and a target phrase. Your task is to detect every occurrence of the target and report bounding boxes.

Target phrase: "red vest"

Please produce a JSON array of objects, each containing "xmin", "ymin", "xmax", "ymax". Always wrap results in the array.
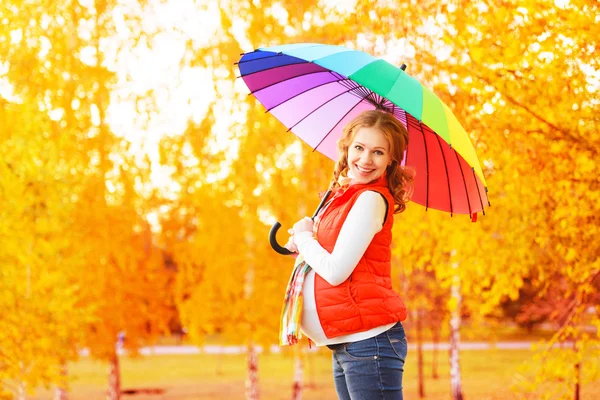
[{"xmin": 314, "ymin": 175, "xmax": 407, "ymax": 338}]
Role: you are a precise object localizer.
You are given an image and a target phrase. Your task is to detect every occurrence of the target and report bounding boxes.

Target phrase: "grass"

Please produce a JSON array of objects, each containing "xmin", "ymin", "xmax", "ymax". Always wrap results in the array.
[
  {"xmin": 154, "ymin": 322, "xmax": 564, "ymax": 347},
  {"xmin": 32, "ymin": 347, "xmax": 600, "ymax": 400}
]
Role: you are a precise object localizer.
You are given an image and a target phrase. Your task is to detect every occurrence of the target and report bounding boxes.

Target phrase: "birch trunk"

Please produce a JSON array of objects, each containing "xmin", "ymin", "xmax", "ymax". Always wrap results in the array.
[
  {"xmin": 54, "ymin": 363, "xmax": 68, "ymax": 400},
  {"xmin": 17, "ymin": 361, "xmax": 27, "ymax": 400},
  {"xmin": 16, "ymin": 381, "xmax": 26, "ymax": 400},
  {"xmin": 292, "ymin": 353, "xmax": 303, "ymax": 400},
  {"xmin": 107, "ymin": 353, "xmax": 120, "ymax": 400},
  {"xmin": 246, "ymin": 343, "xmax": 259, "ymax": 400},
  {"xmin": 449, "ymin": 270, "xmax": 464, "ymax": 400}
]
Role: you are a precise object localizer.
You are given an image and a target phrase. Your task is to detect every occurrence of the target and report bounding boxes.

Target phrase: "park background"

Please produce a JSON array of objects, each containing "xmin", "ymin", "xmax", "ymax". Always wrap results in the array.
[{"xmin": 1, "ymin": 0, "xmax": 598, "ymax": 399}]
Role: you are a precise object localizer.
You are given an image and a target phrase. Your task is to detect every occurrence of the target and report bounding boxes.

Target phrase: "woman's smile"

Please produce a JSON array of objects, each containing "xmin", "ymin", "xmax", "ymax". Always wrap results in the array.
[{"xmin": 347, "ymin": 126, "xmax": 391, "ymax": 184}]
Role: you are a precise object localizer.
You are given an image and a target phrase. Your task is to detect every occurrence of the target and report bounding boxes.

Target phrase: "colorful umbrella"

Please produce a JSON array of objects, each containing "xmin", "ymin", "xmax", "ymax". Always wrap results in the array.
[{"xmin": 237, "ymin": 43, "xmax": 490, "ymax": 252}]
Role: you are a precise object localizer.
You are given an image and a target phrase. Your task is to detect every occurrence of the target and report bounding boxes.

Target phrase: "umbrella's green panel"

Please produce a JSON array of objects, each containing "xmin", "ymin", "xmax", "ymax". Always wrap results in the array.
[
  {"xmin": 443, "ymin": 104, "xmax": 487, "ymax": 185},
  {"xmin": 350, "ymin": 60, "xmax": 401, "ymax": 98},
  {"xmin": 260, "ymin": 43, "xmax": 319, "ymax": 53},
  {"xmin": 283, "ymin": 45, "xmax": 349, "ymax": 61},
  {"xmin": 386, "ymin": 72, "xmax": 424, "ymax": 120},
  {"xmin": 421, "ymin": 88, "xmax": 450, "ymax": 143},
  {"xmin": 316, "ymin": 51, "xmax": 376, "ymax": 77}
]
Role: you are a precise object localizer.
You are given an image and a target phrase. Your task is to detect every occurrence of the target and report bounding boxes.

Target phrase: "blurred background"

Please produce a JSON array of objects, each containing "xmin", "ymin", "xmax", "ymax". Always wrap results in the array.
[{"xmin": 1, "ymin": 0, "xmax": 598, "ymax": 399}]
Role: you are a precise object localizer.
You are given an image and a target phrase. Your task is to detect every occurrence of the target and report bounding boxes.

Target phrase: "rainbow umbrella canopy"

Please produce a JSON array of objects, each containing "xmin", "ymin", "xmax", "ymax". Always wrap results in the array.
[{"xmin": 237, "ymin": 43, "xmax": 489, "ymax": 217}]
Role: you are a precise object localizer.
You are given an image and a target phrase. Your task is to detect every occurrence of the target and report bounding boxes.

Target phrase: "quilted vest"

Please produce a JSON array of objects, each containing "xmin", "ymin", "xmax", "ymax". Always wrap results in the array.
[{"xmin": 314, "ymin": 174, "xmax": 407, "ymax": 339}]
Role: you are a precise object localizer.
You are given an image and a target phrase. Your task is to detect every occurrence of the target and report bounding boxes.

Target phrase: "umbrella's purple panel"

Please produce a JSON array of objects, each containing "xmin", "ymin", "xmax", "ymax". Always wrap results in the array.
[
  {"xmin": 269, "ymin": 82, "xmax": 350, "ymax": 128},
  {"xmin": 423, "ymin": 126, "xmax": 451, "ymax": 212},
  {"xmin": 441, "ymin": 142, "xmax": 470, "ymax": 214},
  {"xmin": 292, "ymin": 92, "xmax": 366, "ymax": 149},
  {"xmin": 405, "ymin": 117, "xmax": 428, "ymax": 210},
  {"xmin": 313, "ymin": 101, "xmax": 375, "ymax": 161},
  {"xmin": 242, "ymin": 63, "xmax": 327, "ymax": 92},
  {"xmin": 252, "ymin": 72, "xmax": 339, "ymax": 110}
]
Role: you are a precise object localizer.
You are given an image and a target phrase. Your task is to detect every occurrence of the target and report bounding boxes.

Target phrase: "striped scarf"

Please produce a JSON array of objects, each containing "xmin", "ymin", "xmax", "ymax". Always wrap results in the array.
[{"xmin": 279, "ymin": 256, "xmax": 312, "ymax": 346}]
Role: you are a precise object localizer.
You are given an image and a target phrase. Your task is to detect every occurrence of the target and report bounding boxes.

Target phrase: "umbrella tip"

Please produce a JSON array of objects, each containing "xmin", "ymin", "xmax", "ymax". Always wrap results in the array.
[{"xmin": 400, "ymin": 63, "xmax": 407, "ymax": 71}]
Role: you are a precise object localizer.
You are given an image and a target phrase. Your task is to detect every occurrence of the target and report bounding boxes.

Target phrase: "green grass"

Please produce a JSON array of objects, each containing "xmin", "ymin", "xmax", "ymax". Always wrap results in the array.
[{"xmin": 31, "ymin": 348, "xmax": 600, "ymax": 400}]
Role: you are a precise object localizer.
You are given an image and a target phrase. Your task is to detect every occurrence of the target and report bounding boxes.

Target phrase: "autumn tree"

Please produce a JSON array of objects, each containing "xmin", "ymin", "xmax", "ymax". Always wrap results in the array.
[{"xmin": 1, "ymin": 1, "xmax": 174, "ymax": 399}]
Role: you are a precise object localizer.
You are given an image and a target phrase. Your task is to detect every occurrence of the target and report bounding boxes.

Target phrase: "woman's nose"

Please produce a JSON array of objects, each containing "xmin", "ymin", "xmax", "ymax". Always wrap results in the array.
[{"xmin": 361, "ymin": 152, "xmax": 373, "ymax": 164}]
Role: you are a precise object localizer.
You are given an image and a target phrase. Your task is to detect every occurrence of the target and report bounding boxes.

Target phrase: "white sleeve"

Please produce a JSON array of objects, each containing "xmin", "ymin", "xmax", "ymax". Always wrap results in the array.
[{"xmin": 294, "ymin": 191, "xmax": 387, "ymax": 286}]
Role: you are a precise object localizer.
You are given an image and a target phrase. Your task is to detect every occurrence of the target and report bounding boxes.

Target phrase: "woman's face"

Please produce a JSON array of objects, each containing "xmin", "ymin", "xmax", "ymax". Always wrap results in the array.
[{"xmin": 347, "ymin": 126, "xmax": 391, "ymax": 184}]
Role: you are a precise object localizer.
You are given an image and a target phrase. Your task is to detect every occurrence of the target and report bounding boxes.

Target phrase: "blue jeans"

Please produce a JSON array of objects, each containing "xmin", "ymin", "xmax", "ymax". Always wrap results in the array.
[{"xmin": 327, "ymin": 323, "xmax": 408, "ymax": 400}]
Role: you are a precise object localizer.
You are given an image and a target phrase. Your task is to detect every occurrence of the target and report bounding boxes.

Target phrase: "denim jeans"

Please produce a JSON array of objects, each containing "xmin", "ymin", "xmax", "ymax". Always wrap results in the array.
[{"xmin": 327, "ymin": 323, "xmax": 408, "ymax": 400}]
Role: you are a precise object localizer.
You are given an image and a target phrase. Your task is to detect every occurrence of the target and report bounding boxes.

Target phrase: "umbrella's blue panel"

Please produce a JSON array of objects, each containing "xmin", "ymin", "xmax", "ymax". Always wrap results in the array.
[
  {"xmin": 316, "ymin": 51, "xmax": 377, "ymax": 78},
  {"xmin": 240, "ymin": 50, "xmax": 277, "ymax": 62},
  {"xmin": 239, "ymin": 54, "xmax": 307, "ymax": 76}
]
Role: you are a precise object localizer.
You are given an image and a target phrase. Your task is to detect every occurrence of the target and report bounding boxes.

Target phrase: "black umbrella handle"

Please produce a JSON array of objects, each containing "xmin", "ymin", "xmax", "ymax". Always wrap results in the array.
[
  {"xmin": 269, "ymin": 190, "xmax": 332, "ymax": 256},
  {"xmin": 269, "ymin": 222, "xmax": 294, "ymax": 255}
]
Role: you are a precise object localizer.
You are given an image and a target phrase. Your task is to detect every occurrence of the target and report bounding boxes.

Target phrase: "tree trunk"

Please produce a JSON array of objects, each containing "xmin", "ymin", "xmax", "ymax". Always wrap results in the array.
[
  {"xmin": 574, "ymin": 340, "xmax": 580, "ymax": 400},
  {"xmin": 416, "ymin": 308, "xmax": 425, "ymax": 398},
  {"xmin": 107, "ymin": 353, "xmax": 120, "ymax": 400},
  {"xmin": 16, "ymin": 381, "xmax": 26, "ymax": 400},
  {"xmin": 54, "ymin": 363, "xmax": 68, "ymax": 400},
  {"xmin": 17, "ymin": 361, "xmax": 27, "ymax": 400},
  {"xmin": 292, "ymin": 352, "xmax": 303, "ymax": 400},
  {"xmin": 306, "ymin": 352, "xmax": 315, "ymax": 389},
  {"xmin": 432, "ymin": 323, "xmax": 440, "ymax": 380},
  {"xmin": 449, "ymin": 271, "xmax": 464, "ymax": 400},
  {"xmin": 246, "ymin": 343, "xmax": 259, "ymax": 400}
]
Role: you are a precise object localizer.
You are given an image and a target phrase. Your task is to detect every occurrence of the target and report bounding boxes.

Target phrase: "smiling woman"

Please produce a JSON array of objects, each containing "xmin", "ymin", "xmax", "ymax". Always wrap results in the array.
[
  {"xmin": 347, "ymin": 126, "xmax": 391, "ymax": 184},
  {"xmin": 279, "ymin": 110, "xmax": 414, "ymax": 399}
]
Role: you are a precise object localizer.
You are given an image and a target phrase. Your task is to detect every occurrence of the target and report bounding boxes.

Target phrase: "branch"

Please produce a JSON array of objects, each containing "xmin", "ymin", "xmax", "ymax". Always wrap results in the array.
[
  {"xmin": 476, "ymin": 74, "xmax": 598, "ymax": 157},
  {"xmin": 540, "ymin": 269, "xmax": 600, "ymax": 361}
]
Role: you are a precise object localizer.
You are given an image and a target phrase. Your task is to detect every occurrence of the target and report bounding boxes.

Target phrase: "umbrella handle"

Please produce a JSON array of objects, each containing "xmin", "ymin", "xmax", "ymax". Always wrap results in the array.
[
  {"xmin": 269, "ymin": 190, "xmax": 332, "ymax": 256},
  {"xmin": 269, "ymin": 222, "xmax": 294, "ymax": 255}
]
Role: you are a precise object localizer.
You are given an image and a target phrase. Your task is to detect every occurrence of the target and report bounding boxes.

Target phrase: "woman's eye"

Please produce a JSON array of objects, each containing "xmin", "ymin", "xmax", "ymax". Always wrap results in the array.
[
  {"xmin": 375, "ymin": 150, "xmax": 384, "ymax": 156},
  {"xmin": 354, "ymin": 145, "xmax": 363, "ymax": 151}
]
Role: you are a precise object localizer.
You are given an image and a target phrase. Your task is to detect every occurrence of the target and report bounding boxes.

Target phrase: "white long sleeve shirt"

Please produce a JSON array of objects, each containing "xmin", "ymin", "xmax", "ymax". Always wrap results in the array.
[{"xmin": 293, "ymin": 190, "xmax": 395, "ymax": 346}]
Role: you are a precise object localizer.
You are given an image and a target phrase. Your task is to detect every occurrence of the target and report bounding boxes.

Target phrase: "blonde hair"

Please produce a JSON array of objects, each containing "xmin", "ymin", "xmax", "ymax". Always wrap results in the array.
[{"xmin": 330, "ymin": 110, "xmax": 414, "ymax": 214}]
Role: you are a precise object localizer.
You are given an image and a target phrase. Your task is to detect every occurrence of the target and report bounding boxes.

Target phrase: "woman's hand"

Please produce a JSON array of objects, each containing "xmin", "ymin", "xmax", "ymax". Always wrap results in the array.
[
  {"xmin": 284, "ymin": 229, "xmax": 298, "ymax": 254},
  {"xmin": 292, "ymin": 217, "xmax": 314, "ymax": 235}
]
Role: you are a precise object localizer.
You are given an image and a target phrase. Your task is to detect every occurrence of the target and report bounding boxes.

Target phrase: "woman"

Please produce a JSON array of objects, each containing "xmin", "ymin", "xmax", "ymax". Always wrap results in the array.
[{"xmin": 282, "ymin": 110, "xmax": 414, "ymax": 400}]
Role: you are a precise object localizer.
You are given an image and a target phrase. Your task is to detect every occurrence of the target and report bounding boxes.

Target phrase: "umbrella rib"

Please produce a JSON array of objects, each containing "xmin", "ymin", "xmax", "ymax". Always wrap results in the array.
[
  {"xmin": 248, "ymin": 71, "xmax": 340, "ymax": 96},
  {"xmin": 455, "ymin": 151, "xmax": 473, "ymax": 215},
  {"xmin": 264, "ymin": 78, "xmax": 346, "ymax": 112},
  {"xmin": 250, "ymin": 70, "xmax": 338, "ymax": 95},
  {"xmin": 418, "ymin": 122, "xmax": 430, "ymax": 210},
  {"xmin": 404, "ymin": 122, "xmax": 409, "ymax": 165},
  {"xmin": 336, "ymin": 78, "xmax": 372, "ymax": 100},
  {"xmin": 285, "ymin": 87, "xmax": 357, "ymax": 132},
  {"xmin": 435, "ymin": 135, "xmax": 453, "ymax": 216},
  {"xmin": 240, "ymin": 61, "xmax": 311, "ymax": 77},
  {"xmin": 472, "ymin": 169, "xmax": 486, "ymax": 214},
  {"xmin": 237, "ymin": 53, "xmax": 285, "ymax": 65},
  {"xmin": 313, "ymin": 93, "xmax": 372, "ymax": 153}
]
